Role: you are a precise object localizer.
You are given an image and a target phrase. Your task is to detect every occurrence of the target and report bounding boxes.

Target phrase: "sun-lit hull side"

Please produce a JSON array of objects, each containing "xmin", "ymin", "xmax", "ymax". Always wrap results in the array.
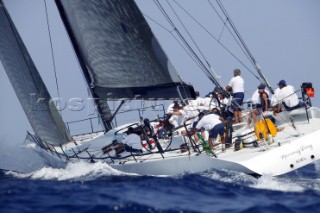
[
  {"xmin": 109, "ymin": 128, "xmax": 320, "ymax": 177},
  {"xmin": 26, "ymin": 107, "xmax": 320, "ymax": 177}
]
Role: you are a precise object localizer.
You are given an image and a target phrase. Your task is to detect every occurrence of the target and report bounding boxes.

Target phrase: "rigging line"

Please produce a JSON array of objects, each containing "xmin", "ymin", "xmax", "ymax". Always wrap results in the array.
[
  {"xmin": 44, "ymin": 0, "xmax": 62, "ymax": 113},
  {"xmin": 172, "ymin": 0, "xmax": 261, "ymax": 81},
  {"xmin": 170, "ymin": 0, "xmax": 225, "ymax": 91},
  {"xmin": 167, "ymin": 1, "xmax": 218, "ymax": 85},
  {"xmin": 148, "ymin": 0, "xmax": 201, "ymax": 69},
  {"xmin": 143, "ymin": 13, "xmax": 172, "ymax": 33},
  {"xmin": 156, "ymin": 0, "xmax": 224, "ymax": 89},
  {"xmin": 218, "ymin": 17, "xmax": 228, "ymax": 42},
  {"xmin": 153, "ymin": 0, "xmax": 217, "ymax": 84},
  {"xmin": 216, "ymin": 0, "xmax": 256, "ymax": 65},
  {"xmin": 143, "ymin": 12, "xmax": 203, "ymax": 68},
  {"xmin": 170, "ymin": 0, "xmax": 226, "ymax": 88},
  {"xmin": 216, "ymin": 0, "xmax": 273, "ymax": 92},
  {"xmin": 44, "ymin": 0, "xmax": 60, "ymax": 98},
  {"xmin": 207, "ymin": 0, "xmax": 256, "ymax": 69},
  {"xmin": 169, "ymin": 0, "xmax": 211, "ymax": 70},
  {"xmin": 171, "ymin": 33, "xmax": 211, "ymax": 76}
]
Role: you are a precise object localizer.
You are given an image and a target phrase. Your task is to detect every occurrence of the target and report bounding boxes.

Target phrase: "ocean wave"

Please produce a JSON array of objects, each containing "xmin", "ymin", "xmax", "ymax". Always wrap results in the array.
[
  {"xmin": 201, "ymin": 169, "xmax": 308, "ymax": 193},
  {"xmin": 5, "ymin": 161, "xmax": 135, "ymax": 181}
]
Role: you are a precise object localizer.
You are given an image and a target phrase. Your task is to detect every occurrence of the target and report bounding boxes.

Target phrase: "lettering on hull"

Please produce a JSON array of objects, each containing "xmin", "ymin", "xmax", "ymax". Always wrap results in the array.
[{"xmin": 280, "ymin": 144, "xmax": 313, "ymax": 161}]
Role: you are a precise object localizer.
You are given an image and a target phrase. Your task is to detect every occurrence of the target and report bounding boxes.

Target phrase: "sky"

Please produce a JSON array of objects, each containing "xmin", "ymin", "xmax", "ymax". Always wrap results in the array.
[{"xmin": 1, "ymin": 0, "xmax": 320, "ymax": 147}]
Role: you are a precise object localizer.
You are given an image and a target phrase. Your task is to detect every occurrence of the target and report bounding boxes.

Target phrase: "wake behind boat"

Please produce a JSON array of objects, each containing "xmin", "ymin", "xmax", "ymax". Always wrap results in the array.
[{"xmin": 0, "ymin": 0, "xmax": 319, "ymax": 177}]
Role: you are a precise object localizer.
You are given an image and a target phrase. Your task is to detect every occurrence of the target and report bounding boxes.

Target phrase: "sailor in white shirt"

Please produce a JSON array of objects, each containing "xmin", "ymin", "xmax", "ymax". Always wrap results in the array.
[
  {"xmin": 219, "ymin": 93, "xmax": 230, "ymax": 107},
  {"xmin": 276, "ymin": 80, "xmax": 303, "ymax": 111},
  {"xmin": 166, "ymin": 99, "xmax": 180, "ymax": 114},
  {"xmin": 192, "ymin": 112, "xmax": 226, "ymax": 151},
  {"xmin": 199, "ymin": 93, "xmax": 218, "ymax": 111},
  {"xmin": 168, "ymin": 103, "xmax": 187, "ymax": 128},
  {"xmin": 120, "ymin": 127, "xmax": 143, "ymax": 153},
  {"xmin": 189, "ymin": 91, "xmax": 204, "ymax": 110},
  {"xmin": 271, "ymin": 88, "xmax": 281, "ymax": 107},
  {"xmin": 183, "ymin": 100, "xmax": 199, "ymax": 123},
  {"xmin": 226, "ymin": 69, "xmax": 245, "ymax": 123}
]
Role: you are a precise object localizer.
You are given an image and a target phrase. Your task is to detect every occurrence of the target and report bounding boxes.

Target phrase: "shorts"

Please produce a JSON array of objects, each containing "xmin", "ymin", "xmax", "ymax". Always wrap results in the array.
[
  {"xmin": 283, "ymin": 101, "xmax": 305, "ymax": 111},
  {"xmin": 124, "ymin": 144, "xmax": 143, "ymax": 153},
  {"xmin": 231, "ymin": 92, "xmax": 244, "ymax": 111},
  {"xmin": 252, "ymin": 104, "xmax": 262, "ymax": 109},
  {"xmin": 209, "ymin": 123, "xmax": 225, "ymax": 139}
]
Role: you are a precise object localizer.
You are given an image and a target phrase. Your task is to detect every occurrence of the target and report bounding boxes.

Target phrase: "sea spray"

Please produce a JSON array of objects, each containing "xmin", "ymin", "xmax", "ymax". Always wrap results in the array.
[{"xmin": 6, "ymin": 161, "xmax": 135, "ymax": 181}]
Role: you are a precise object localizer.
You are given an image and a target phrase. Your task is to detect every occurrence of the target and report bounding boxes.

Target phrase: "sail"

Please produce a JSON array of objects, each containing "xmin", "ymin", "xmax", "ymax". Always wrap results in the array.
[
  {"xmin": 54, "ymin": 0, "xmax": 196, "ymax": 100},
  {"xmin": 0, "ymin": 1, "xmax": 72, "ymax": 146}
]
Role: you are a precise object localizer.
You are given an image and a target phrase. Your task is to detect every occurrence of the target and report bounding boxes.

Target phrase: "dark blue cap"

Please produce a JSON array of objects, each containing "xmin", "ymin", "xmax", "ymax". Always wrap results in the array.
[
  {"xmin": 258, "ymin": 83, "xmax": 266, "ymax": 89},
  {"xmin": 278, "ymin": 80, "xmax": 286, "ymax": 86},
  {"xmin": 172, "ymin": 103, "xmax": 180, "ymax": 109}
]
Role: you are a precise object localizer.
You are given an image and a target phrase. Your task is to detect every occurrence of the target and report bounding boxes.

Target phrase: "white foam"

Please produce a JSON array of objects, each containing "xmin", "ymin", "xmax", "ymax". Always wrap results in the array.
[
  {"xmin": 0, "ymin": 140, "xmax": 65, "ymax": 173},
  {"xmin": 313, "ymin": 160, "xmax": 320, "ymax": 174},
  {"xmin": 203, "ymin": 170, "xmax": 306, "ymax": 192},
  {"xmin": 7, "ymin": 161, "xmax": 136, "ymax": 181},
  {"xmin": 251, "ymin": 175, "xmax": 305, "ymax": 192}
]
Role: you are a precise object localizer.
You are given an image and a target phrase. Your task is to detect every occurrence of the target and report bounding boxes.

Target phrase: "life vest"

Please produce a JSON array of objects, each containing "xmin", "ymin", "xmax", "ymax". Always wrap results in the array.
[
  {"xmin": 259, "ymin": 91, "xmax": 270, "ymax": 112},
  {"xmin": 254, "ymin": 118, "xmax": 277, "ymax": 140}
]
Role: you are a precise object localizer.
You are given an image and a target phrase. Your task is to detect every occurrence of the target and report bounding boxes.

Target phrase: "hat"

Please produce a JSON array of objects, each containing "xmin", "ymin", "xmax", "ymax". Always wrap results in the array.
[
  {"xmin": 278, "ymin": 80, "xmax": 286, "ymax": 86},
  {"xmin": 198, "ymin": 112, "xmax": 205, "ymax": 118},
  {"xmin": 172, "ymin": 103, "xmax": 180, "ymax": 109},
  {"xmin": 127, "ymin": 127, "xmax": 134, "ymax": 134},
  {"xmin": 258, "ymin": 83, "xmax": 266, "ymax": 89}
]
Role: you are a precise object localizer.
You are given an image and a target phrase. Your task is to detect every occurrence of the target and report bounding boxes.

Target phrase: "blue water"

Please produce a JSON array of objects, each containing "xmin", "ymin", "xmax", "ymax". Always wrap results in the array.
[{"xmin": 1, "ymin": 161, "xmax": 320, "ymax": 213}]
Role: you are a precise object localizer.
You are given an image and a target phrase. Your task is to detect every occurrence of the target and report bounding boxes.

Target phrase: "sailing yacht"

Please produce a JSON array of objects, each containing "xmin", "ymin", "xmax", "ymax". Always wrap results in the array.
[{"xmin": 1, "ymin": 0, "xmax": 320, "ymax": 177}]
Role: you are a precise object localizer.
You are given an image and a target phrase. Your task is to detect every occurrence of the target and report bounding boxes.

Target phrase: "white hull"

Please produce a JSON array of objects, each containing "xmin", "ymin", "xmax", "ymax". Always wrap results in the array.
[
  {"xmin": 36, "ymin": 107, "xmax": 320, "ymax": 177},
  {"xmin": 110, "ymin": 127, "xmax": 320, "ymax": 176},
  {"xmin": 111, "ymin": 153, "xmax": 256, "ymax": 176}
]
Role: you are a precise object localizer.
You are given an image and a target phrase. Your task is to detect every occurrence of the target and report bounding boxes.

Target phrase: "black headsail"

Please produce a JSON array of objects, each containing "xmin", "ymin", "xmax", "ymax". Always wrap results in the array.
[
  {"xmin": 0, "ymin": 1, "xmax": 72, "ymax": 146},
  {"xmin": 54, "ymin": 0, "xmax": 196, "ymax": 130}
]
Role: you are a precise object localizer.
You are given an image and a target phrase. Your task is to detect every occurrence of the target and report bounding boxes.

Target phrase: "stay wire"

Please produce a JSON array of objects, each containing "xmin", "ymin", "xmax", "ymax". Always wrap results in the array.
[
  {"xmin": 169, "ymin": 0, "xmax": 225, "ymax": 91},
  {"xmin": 44, "ymin": 0, "xmax": 62, "ymax": 115},
  {"xmin": 153, "ymin": 1, "xmax": 208, "ymax": 77},
  {"xmin": 216, "ymin": 0, "xmax": 256, "ymax": 65},
  {"xmin": 164, "ymin": 0, "xmax": 216, "ymax": 82},
  {"xmin": 207, "ymin": 0, "xmax": 256, "ymax": 70},
  {"xmin": 168, "ymin": 0, "xmax": 211, "ymax": 73},
  {"xmin": 215, "ymin": 0, "xmax": 273, "ymax": 92},
  {"xmin": 143, "ymin": 13, "xmax": 204, "ymax": 70},
  {"xmin": 172, "ymin": 0, "xmax": 260, "ymax": 81},
  {"xmin": 218, "ymin": 17, "xmax": 228, "ymax": 42},
  {"xmin": 154, "ymin": 0, "xmax": 199, "ymax": 65},
  {"xmin": 144, "ymin": 15, "xmax": 210, "ymax": 85},
  {"xmin": 154, "ymin": 0, "xmax": 223, "ymax": 90}
]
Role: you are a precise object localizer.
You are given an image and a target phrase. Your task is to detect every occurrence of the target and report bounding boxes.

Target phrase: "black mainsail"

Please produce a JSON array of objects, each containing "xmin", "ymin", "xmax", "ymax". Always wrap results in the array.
[
  {"xmin": 0, "ymin": 1, "xmax": 72, "ymax": 146},
  {"xmin": 54, "ymin": 0, "xmax": 196, "ymax": 129}
]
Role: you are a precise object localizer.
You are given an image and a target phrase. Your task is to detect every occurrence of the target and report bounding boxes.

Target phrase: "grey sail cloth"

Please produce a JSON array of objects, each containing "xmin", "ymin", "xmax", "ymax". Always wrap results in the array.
[
  {"xmin": 54, "ymin": 0, "xmax": 196, "ymax": 100},
  {"xmin": 0, "ymin": 1, "xmax": 72, "ymax": 146}
]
